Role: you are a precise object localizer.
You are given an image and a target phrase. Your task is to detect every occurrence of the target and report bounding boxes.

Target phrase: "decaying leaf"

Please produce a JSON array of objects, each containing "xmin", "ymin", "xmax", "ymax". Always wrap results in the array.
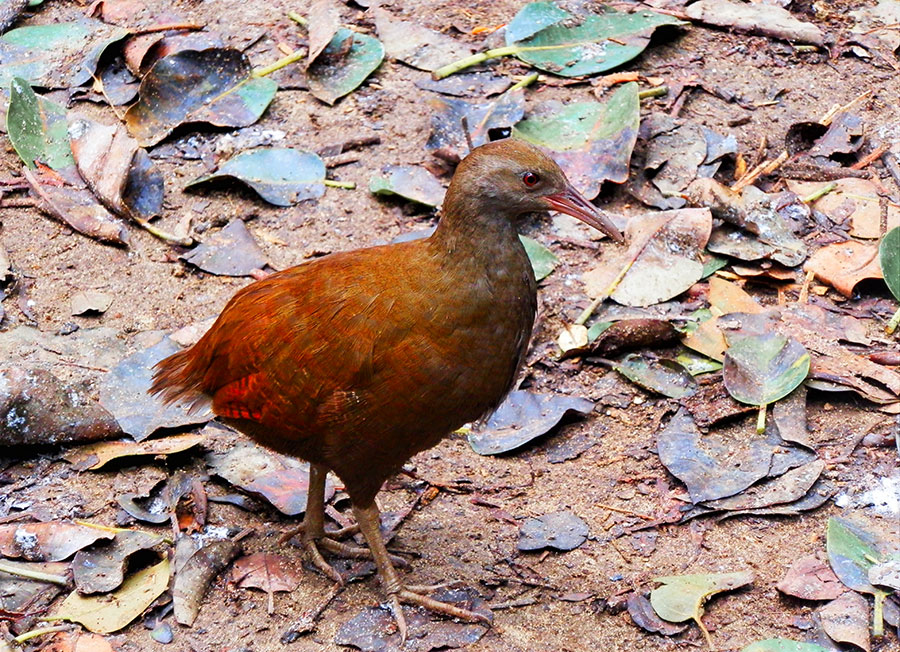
[
  {"xmin": 173, "ymin": 536, "xmax": 241, "ymax": 626},
  {"xmin": 181, "ymin": 219, "xmax": 268, "ymax": 277},
  {"xmin": 70, "ymin": 291, "xmax": 113, "ymax": 316},
  {"xmin": 0, "ymin": 521, "xmax": 113, "ymax": 562},
  {"xmin": 306, "ymin": 28, "xmax": 384, "ymax": 105},
  {"xmin": 426, "ymin": 86, "xmax": 526, "ymax": 160},
  {"xmin": 685, "ymin": 0, "xmax": 824, "ymax": 46},
  {"xmin": 650, "ymin": 571, "xmax": 754, "ymax": 646},
  {"xmin": 513, "ymin": 83, "xmax": 640, "ymax": 200},
  {"xmin": 125, "ymin": 48, "xmax": 277, "ymax": 146},
  {"xmin": 230, "ymin": 552, "xmax": 301, "ymax": 613},
  {"xmin": 518, "ymin": 510, "xmax": 588, "ymax": 552},
  {"xmin": 7, "ymin": 78, "xmax": 75, "ymax": 177},
  {"xmin": 374, "ymin": 8, "xmax": 473, "ymax": 72},
  {"xmin": 52, "ymin": 557, "xmax": 169, "ymax": 633},
  {"xmin": 614, "ymin": 354, "xmax": 697, "ymax": 398},
  {"xmin": 786, "ymin": 178, "xmax": 900, "ymax": 240},
  {"xmin": 627, "ymin": 592, "xmax": 689, "ymax": 635},
  {"xmin": 64, "ymin": 433, "xmax": 205, "ymax": 471},
  {"xmin": 186, "ymin": 148, "xmax": 326, "ymax": 206},
  {"xmin": 369, "ymin": 165, "xmax": 445, "ymax": 208},
  {"xmin": 701, "ymin": 459, "xmax": 825, "ymax": 513},
  {"xmin": 1, "ymin": 366, "xmax": 121, "ymax": 446},
  {"xmin": 467, "ymin": 390, "xmax": 594, "ymax": 455},
  {"xmin": 723, "ymin": 333, "xmax": 810, "ymax": 407},
  {"xmin": 582, "ymin": 208, "xmax": 712, "ymax": 307},
  {"xmin": 820, "ymin": 591, "xmax": 871, "ymax": 652},
  {"xmin": 777, "ymin": 555, "xmax": 846, "ymax": 601},
  {"xmin": 805, "ymin": 240, "xmax": 883, "ymax": 297},
  {"xmin": 73, "ymin": 529, "xmax": 167, "ymax": 594},
  {"xmin": 827, "ymin": 517, "xmax": 890, "ymax": 635}
]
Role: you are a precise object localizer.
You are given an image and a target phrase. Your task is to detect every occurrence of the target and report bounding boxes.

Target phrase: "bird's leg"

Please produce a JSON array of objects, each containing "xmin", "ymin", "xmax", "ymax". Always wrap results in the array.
[{"xmin": 351, "ymin": 501, "xmax": 491, "ymax": 643}]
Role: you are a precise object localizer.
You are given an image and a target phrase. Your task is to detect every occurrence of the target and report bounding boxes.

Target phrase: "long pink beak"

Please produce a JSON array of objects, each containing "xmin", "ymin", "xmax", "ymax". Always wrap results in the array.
[{"xmin": 543, "ymin": 186, "xmax": 625, "ymax": 244}]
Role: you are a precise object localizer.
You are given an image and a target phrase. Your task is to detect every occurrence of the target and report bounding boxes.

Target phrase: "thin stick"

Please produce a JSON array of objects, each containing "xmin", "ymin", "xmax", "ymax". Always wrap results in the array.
[
  {"xmin": 132, "ymin": 22, "xmax": 204, "ymax": 35},
  {"xmin": 801, "ymin": 181, "xmax": 837, "ymax": 203},
  {"xmin": 819, "ymin": 90, "xmax": 872, "ymax": 126},
  {"xmin": 288, "ymin": 10, "xmax": 308, "ymax": 27},
  {"xmin": 596, "ymin": 503, "xmax": 654, "ymax": 520},
  {"xmin": 252, "ymin": 48, "xmax": 305, "ymax": 78},
  {"xmin": 12, "ymin": 625, "xmax": 71, "ymax": 644},
  {"xmin": 731, "ymin": 150, "xmax": 788, "ymax": 192},
  {"xmin": 323, "ymin": 179, "xmax": 355, "ymax": 190},
  {"xmin": 0, "ymin": 561, "xmax": 70, "ymax": 586},
  {"xmin": 131, "ymin": 215, "xmax": 194, "ymax": 246},
  {"xmin": 574, "ymin": 259, "xmax": 634, "ymax": 326},
  {"xmin": 461, "ymin": 116, "xmax": 474, "ymax": 154},
  {"xmin": 851, "ymin": 143, "xmax": 890, "ymax": 170},
  {"xmin": 638, "ymin": 85, "xmax": 667, "ymax": 99},
  {"xmin": 432, "ymin": 45, "xmax": 520, "ymax": 80}
]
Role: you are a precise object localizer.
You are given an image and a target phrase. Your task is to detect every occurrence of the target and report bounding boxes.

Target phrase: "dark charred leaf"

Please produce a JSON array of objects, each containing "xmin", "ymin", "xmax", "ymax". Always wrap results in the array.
[
  {"xmin": 306, "ymin": 28, "xmax": 384, "ymax": 105},
  {"xmin": 64, "ymin": 433, "xmax": 205, "ymax": 471},
  {"xmin": 513, "ymin": 83, "xmax": 639, "ymax": 200},
  {"xmin": 374, "ymin": 7, "xmax": 473, "ymax": 72},
  {"xmin": 614, "ymin": 354, "xmax": 697, "ymax": 398},
  {"xmin": 426, "ymin": 85, "xmax": 526, "ymax": 160},
  {"xmin": 657, "ymin": 408, "xmax": 774, "ymax": 503},
  {"xmin": 71, "ymin": 290, "xmax": 113, "ymax": 316},
  {"xmin": 415, "ymin": 71, "xmax": 511, "ymax": 98},
  {"xmin": 173, "ymin": 536, "xmax": 240, "ymax": 626},
  {"xmin": 583, "ymin": 319, "xmax": 678, "ymax": 359},
  {"xmin": 772, "ymin": 385, "xmax": 810, "ymax": 448},
  {"xmin": 335, "ymin": 588, "xmax": 490, "ymax": 652},
  {"xmin": 0, "ymin": 521, "xmax": 113, "ymax": 562},
  {"xmin": 723, "ymin": 333, "xmax": 810, "ymax": 407},
  {"xmin": 627, "ymin": 592, "xmax": 688, "ymax": 635},
  {"xmin": 181, "ymin": 218, "xmax": 267, "ymax": 277},
  {"xmin": 186, "ymin": 148, "xmax": 325, "ymax": 206},
  {"xmin": 650, "ymin": 572, "xmax": 753, "ymax": 643},
  {"xmin": 819, "ymin": 591, "xmax": 870, "ymax": 652},
  {"xmin": 22, "ymin": 167, "xmax": 129, "ymax": 246},
  {"xmin": 688, "ymin": 179, "xmax": 809, "ymax": 267},
  {"xmin": 369, "ymin": 164, "xmax": 445, "ymax": 208},
  {"xmin": 207, "ymin": 442, "xmax": 334, "ymax": 516},
  {"xmin": 0, "ymin": 366, "xmax": 120, "ymax": 446},
  {"xmin": 7, "ymin": 78, "xmax": 75, "ymax": 179},
  {"xmin": 518, "ymin": 510, "xmax": 588, "ymax": 551},
  {"xmin": 520, "ymin": 235, "xmax": 557, "ymax": 281},
  {"xmin": 73, "ymin": 529, "xmax": 167, "ymax": 594},
  {"xmin": 685, "ymin": 0, "xmax": 824, "ymax": 46},
  {"xmin": 777, "ymin": 555, "xmax": 846, "ymax": 601},
  {"xmin": 506, "ymin": 5, "xmax": 684, "ymax": 77},
  {"xmin": 125, "ymin": 48, "xmax": 277, "ymax": 147},
  {"xmin": 702, "ymin": 459, "xmax": 824, "ymax": 512},
  {"xmin": 52, "ymin": 558, "xmax": 169, "ymax": 633},
  {"xmin": 467, "ymin": 390, "xmax": 594, "ymax": 455},
  {"xmin": 740, "ymin": 640, "xmax": 831, "ymax": 652},
  {"xmin": 805, "ymin": 240, "xmax": 883, "ymax": 297},
  {"xmin": 83, "ymin": 55, "xmax": 139, "ymax": 106},
  {"xmin": 99, "ymin": 335, "xmax": 212, "ymax": 441},
  {"xmin": 68, "ymin": 115, "xmax": 163, "ymax": 221},
  {"xmin": 582, "ymin": 208, "xmax": 712, "ymax": 307},
  {"xmin": 879, "ymin": 226, "xmax": 899, "ymax": 301},
  {"xmin": 0, "ymin": 19, "xmax": 129, "ymax": 89}
]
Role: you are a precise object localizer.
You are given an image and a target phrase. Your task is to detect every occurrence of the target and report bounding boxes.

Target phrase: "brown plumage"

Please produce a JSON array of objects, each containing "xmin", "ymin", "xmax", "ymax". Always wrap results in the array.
[{"xmin": 150, "ymin": 138, "xmax": 622, "ymax": 636}]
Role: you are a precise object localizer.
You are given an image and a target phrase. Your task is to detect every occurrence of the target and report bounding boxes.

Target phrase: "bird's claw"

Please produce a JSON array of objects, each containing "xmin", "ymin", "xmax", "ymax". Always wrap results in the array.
[{"xmin": 386, "ymin": 587, "xmax": 492, "ymax": 644}]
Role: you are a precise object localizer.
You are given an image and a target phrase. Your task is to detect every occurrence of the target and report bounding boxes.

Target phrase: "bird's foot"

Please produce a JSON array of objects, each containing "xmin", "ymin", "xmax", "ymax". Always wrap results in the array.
[
  {"xmin": 280, "ymin": 521, "xmax": 360, "ymax": 545},
  {"xmin": 304, "ymin": 536, "xmax": 409, "ymax": 583},
  {"xmin": 388, "ymin": 588, "xmax": 492, "ymax": 644}
]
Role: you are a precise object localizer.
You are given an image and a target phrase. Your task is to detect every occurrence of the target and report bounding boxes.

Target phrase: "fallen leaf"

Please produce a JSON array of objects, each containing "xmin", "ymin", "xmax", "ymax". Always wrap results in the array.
[
  {"xmin": 426, "ymin": 86, "xmax": 526, "ymax": 160},
  {"xmin": 52, "ymin": 557, "xmax": 169, "ymax": 633},
  {"xmin": 70, "ymin": 291, "xmax": 113, "ymax": 316},
  {"xmin": 73, "ymin": 529, "xmax": 167, "ymax": 594},
  {"xmin": 0, "ymin": 521, "xmax": 113, "ymax": 562},
  {"xmin": 820, "ymin": 591, "xmax": 871, "ymax": 652},
  {"xmin": 518, "ymin": 510, "xmax": 588, "ymax": 552},
  {"xmin": 614, "ymin": 354, "xmax": 697, "ymax": 398},
  {"xmin": 125, "ymin": 48, "xmax": 277, "ymax": 146},
  {"xmin": 627, "ymin": 592, "xmax": 688, "ymax": 635},
  {"xmin": 172, "ymin": 537, "xmax": 240, "ymax": 626},
  {"xmin": 650, "ymin": 571, "xmax": 754, "ymax": 646},
  {"xmin": 723, "ymin": 333, "xmax": 810, "ymax": 407},
  {"xmin": 369, "ymin": 165, "xmax": 445, "ymax": 208},
  {"xmin": 880, "ymin": 226, "xmax": 900, "ymax": 301},
  {"xmin": 374, "ymin": 8, "xmax": 473, "ymax": 72},
  {"xmin": 869, "ymin": 557, "xmax": 900, "ymax": 591},
  {"xmin": 786, "ymin": 178, "xmax": 900, "ymax": 240},
  {"xmin": 740, "ymin": 640, "xmax": 831, "ymax": 652},
  {"xmin": 805, "ymin": 240, "xmax": 883, "ymax": 297},
  {"xmin": 0, "ymin": 19, "xmax": 129, "ymax": 89},
  {"xmin": 0, "ymin": 560, "xmax": 69, "ymax": 627},
  {"xmin": 99, "ymin": 335, "xmax": 212, "ymax": 441},
  {"xmin": 685, "ymin": 0, "xmax": 824, "ymax": 46},
  {"xmin": 230, "ymin": 552, "xmax": 301, "ymax": 613},
  {"xmin": 42, "ymin": 631, "xmax": 117, "ymax": 652},
  {"xmin": 520, "ymin": 235, "xmax": 558, "ymax": 282},
  {"xmin": 772, "ymin": 385, "xmax": 810, "ymax": 448},
  {"xmin": 0, "ymin": 366, "xmax": 121, "ymax": 446},
  {"xmin": 186, "ymin": 148, "xmax": 326, "ymax": 206},
  {"xmin": 827, "ymin": 517, "xmax": 890, "ymax": 597},
  {"xmin": 7, "ymin": 78, "xmax": 75, "ymax": 178},
  {"xmin": 467, "ymin": 390, "xmax": 594, "ymax": 455},
  {"xmin": 574, "ymin": 318, "xmax": 678, "ymax": 360},
  {"xmin": 307, "ymin": 28, "xmax": 384, "ymax": 105},
  {"xmin": 180, "ymin": 219, "xmax": 268, "ymax": 277},
  {"xmin": 415, "ymin": 71, "xmax": 511, "ymax": 98},
  {"xmin": 305, "ymin": 0, "xmax": 341, "ymax": 68},
  {"xmin": 702, "ymin": 460, "xmax": 825, "ymax": 512},
  {"xmin": 513, "ymin": 83, "xmax": 640, "ymax": 199},
  {"xmin": 64, "ymin": 433, "xmax": 205, "ymax": 471},
  {"xmin": 777, "ymin": 555, "xmax": 846, "ymax": 601},
  {"xmin": 582, "ymin": 208, "xmax": 712, "ymax": 307}
]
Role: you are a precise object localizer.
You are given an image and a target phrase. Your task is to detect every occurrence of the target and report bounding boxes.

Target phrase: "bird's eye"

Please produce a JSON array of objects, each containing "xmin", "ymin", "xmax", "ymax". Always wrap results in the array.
[{"xmin": 522, "ymin": 171, "xmax": 540, "ymax": 187}]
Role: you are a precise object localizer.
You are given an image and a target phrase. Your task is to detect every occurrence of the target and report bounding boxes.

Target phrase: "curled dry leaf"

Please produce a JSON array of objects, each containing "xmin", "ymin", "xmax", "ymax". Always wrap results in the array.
[
  {"xmin": 125, "ymin": 48, "xmax": 277, "ymax": 146},
  {"xmin": 305, "ymin": 0, "xmax": 341, "ymax": 68},
  {"xmin": 0, "ymin": 521, "xmax": 113, "ymax": 562},
  {"xmin": 820, "ymin": 591, "xmax": 871, "ymax": 652},
  {"xmin": 805, "ymin": 240, "xmax": 883, "ymax": 297},
  {"xmin": 64, "ymin": 432, "xmax": 205, "ymax": 471},
  {"xmin": 73, "ymin": 529, "xmax": 167, "ymax": 594},
  {"xmin": 582, "ymin": 208, "xmax": 712, "ymax": 307},
  {"xmin": 173, "ymin": 537, "xmax": 241, "ymax": 626},
  {"xmin": 1, "ymin": 366, "xmax": 121, "ymax": 446}
]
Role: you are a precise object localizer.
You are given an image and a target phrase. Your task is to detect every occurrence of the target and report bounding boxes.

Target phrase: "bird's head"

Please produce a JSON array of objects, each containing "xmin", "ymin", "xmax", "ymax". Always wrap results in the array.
[{"xmin": 446, "ymin": 138, "xmax": 624, "ymax": 243}]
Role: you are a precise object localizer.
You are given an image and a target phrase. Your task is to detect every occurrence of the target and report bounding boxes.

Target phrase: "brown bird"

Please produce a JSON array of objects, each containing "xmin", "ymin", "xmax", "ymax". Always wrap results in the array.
[{"xmin": 150, "ymin": 138, "xmax": 623, "ymax": 636}]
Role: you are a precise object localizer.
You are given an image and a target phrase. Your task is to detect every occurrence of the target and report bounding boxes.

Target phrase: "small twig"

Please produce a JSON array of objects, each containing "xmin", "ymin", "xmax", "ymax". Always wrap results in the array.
[
  {"xmin": 638, "ymin": 85, "xmax": 667, "ymax": 99},
  {"xmin": 851, "ymin": 143, "xmax": 890, "ymax": 170},
  {"xmin": 91, "ymin": 73, "xmax": 126, "ymax": 122},
  {"xmin": 801, "ymin": 181, "xmax": 837, "ymax": 203},
  {"xmin": 731, "ymin": 150, "xmax": 788, "ymax": 192},
  {"xmin": 252, "ymin": 48, "xmax": 306, "ymax": 78},
  {"xmin": 324, "ymin": 154, "xmax": 359, "ymax": 168},
  {"xmin": 431, "ymin": 45, "xmax": 521, "ymax": 80},
  {"xmin": 131, "ymin": 22, "xmax": 204, "ymax": 35},
  {"xmin": 317, "ymin": 136, "xmax": 381, "ymax": 157},
  {"xmin": 461, "ymin": 116, "xmax": 474, "ymax": 154},
  {"xmin": 131, "ymin": 215, "xmax": 194, "ymax": 246},
  {"xmin": 798, "ymin": 269, "xmax": 815, "ymax": 304},
  {"xmin": 12, "ymin": 625, "xmax": 72, "ymax": 644},
  {"xmin": 288, "ymin": 10, "xmax": 308, "ymax": 28},
  {"xmin": 0, "ymin": 196, "xmax": 36, "ymax": 208},
  {"xmin": 574, "ymin": 258, "xmax": 634, "ymax": 326},
  {"xmin": 819, "ymin": 90, "xmax": 872, "ymax": 126},
  {"xmin": 597, "ymin": 503, "xmax": 654, "ymax": 520},
  {"xmin": 323, "ymin": 179, "xmax": 355, "ymax": 190}
]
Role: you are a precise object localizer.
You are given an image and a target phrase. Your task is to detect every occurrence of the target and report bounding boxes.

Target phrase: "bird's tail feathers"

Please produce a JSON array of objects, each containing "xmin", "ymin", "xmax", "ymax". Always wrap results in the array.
[{"xmin": 149, "ymin": 347, "xmax": 211, "ymax": 413}]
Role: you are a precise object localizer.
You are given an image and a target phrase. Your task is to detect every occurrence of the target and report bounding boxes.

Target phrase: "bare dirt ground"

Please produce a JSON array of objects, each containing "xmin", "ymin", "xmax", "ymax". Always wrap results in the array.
[{"xmin": 1, "ymin": 1, "xmax": 899, "ymax": 651}]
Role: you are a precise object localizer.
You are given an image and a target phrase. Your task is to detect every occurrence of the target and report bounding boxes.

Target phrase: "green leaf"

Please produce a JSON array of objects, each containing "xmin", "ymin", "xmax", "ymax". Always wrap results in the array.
[
  {"xmin": 505, "ymin": 2, "xmax": 569, "ymax": 43},
  {"xmin": 507, "ymin": 7, "xmax": 683, "ymax": 78},
  {"xmin": 701, "ymin": 253, "xmax": 729, "ymax": 279},
  {"xmin": 651, "ymin": 571, "xmax": 754, "ymax": 647},
  {"xmin": 741, "ymin": 640, "xmax": 830, "ymax": 652},
  {"xmin": 125, "ymin": 48, "xmax": 277, "ymax": 147},
  {"xmin": 614, "ymin": 353, "xmax": 697, "ymax": 398},
  {"xmin": 186, "ymin": 148, "xmax": 326, "ymax": 206},
  {"xmin": 880, "ymin": 226, "xmax": 900, "ymax": 301},
  {"xmin": 587, "ymin": 321, "xmax": 613, "ymax": 342},
  {"xmin": 0, "ymin": 19, "xmax": 129, "ymax": 89},
  {"xmin": 520, "ymin": 235, "xmax": 558, "ymax": 281},
  {"xmin": 52, "ymin": 558, "xmax": 170, "ymax": 633},
  {"xmin": 307, "ymin": 28, "xmax": 384, "ymax": 105},
  {"xmin": 675, "ymin": 349, "xmax": 723, "ymax": 375},
  {"xmin": 369, "ymin": 165, "xmax": 445, "ymax": 208},
  {"xmin": 7, "ymin": 78, "xmax": 74, "ymax": 173},
  {"xmin": 723, "ymin": 333, "xmax": 810, "ymax": 406},
  {"xmin": 512, "ymin": 82, "xmax": 639, "ymax": 199}
]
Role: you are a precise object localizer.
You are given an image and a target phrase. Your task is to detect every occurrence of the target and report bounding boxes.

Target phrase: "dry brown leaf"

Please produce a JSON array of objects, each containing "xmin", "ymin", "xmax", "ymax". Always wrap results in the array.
[
  {"xmin": 805, "ymin": 240, "xmax": 883, "ymax": 297},
  {"xmin": 787, "ymin": 178, "xmax": 900, "ymax": 239}
]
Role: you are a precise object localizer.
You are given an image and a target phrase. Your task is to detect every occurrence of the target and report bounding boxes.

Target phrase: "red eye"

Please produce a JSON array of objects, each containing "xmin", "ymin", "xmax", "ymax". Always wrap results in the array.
[{"xmin": 522, "ymin": 171, "xmax": 540, "ymax": 187}]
